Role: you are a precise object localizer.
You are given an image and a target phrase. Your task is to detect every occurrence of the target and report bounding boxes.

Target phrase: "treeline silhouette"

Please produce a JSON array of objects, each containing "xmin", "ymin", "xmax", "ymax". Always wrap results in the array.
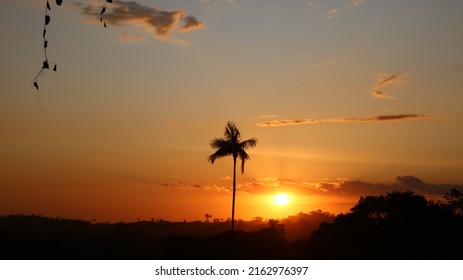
[
  {"xmin": 0, "ymin": 211, "xmax": 332, "ymax": 259},
  {"xmin": 305, "ymin": 190, "xmax": 463, "ymax": 259},
  {"xmin": 2, "ymin": 190, "xmax": 463, "ymax": 259}
]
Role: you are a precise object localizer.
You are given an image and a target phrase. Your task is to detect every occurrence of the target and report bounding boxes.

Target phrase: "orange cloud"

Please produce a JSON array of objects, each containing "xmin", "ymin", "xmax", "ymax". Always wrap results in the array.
[
  {"xmin": 314, "ymin": 57, "xmax": 339, "ymax": 68},
  {"xmin": 256, "ymin": 119, "xmax": 318, "ymax": 127},
  {"xmin": 371, "ymin": 72, "xmax": 407, "ymax": 99},
  {"xmin": 152, "ymin": 175, "xmax": 460, "ymax": 198},
  {"xmin": 158, "ymin": 180, "xmax": 230, "ymax": 193},
  {"xmin": 351, "ymin": 0, "xmax": 365, "ymax": 7},
  {"xmin": 257, "ymin": 114, "xmax": 433, "ymax": 127},
  {"xmin": 82, "ymin": 1, "xmax": 204, "ymax": 41},
  {"xmin": 324, "ymin": 114, "xmax": 433, "ymax": 123},
  {"xmin": 179, "ymin": 15, "xmax": 205, "ymax": 32},
  {"xmin": 326, "ymin": 9, "xmax": 338, "ymax": 19},
  {"xmin": 242, "ymin": 176, "xmax": 461, "ymax": 197}
]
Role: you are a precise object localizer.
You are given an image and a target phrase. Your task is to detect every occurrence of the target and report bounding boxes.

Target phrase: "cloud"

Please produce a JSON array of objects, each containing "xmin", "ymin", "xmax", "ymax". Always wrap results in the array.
[
  {"xmin": 153, "ymin": 175, "xmax": 461, "ymax": 201},
  {"xmin": 200, "ymin": 0, "xmax": 240, "ymax": 13},
  {"xmin": 376, "ymin": 72, "xmax": 406, "ymax": 88},
  {"xmin": 158, "ymin": 180, "xmax": 230, "ymax": 193},
  {"xmin": 242, "ymin": 176, "xmax": 463, "ymax": 197},
  {"xmin": 348, "ymin": 175, "xmax": 463, "ymax": 196},
  {"xmin": 371, "ymin": 72, "xmax": 408, "ymax": 99},
  {"xmin": 306, "ymin": 1, "xmax": 323, "ymax": 8},
  {"xmin": 324, "ymin": 114, "xmax": 433, "ymax": 123},
  {"xmin": 314, "ymin": 57, "xmax": 339, "ymax": 68},
  {"xmin": 257, "ymin": 114, "xmax": 433, "ymax": 127},
  {"xmin": 257, "ymin": 119, "xmax": 318, "ymax": 127},
  {"xmin": 351, "ymin": 0, "xmax": 365, "ymax": 7},
  {"xmin": 326, "ymin": 9, "xmax": 338, "ymax": 19},
  {"xmin": 82, "ymin": 1, "xmax": 204, "ymax": 41},
  {"xmin": 258, "ymin": 115, "xmax": 279, "ymax": 118},
  {"xmin": 179, "ymin": 15, "xmax": 205, "ymax": 32},
  {"xmin": 372, "ymin": 91, "xmax": 396, "ymax": 99}
]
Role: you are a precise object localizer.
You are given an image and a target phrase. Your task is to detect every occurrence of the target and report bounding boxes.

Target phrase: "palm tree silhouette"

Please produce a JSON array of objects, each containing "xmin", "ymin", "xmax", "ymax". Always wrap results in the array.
[{"xmin": 208, "ymin": 121, "xmax": 257, "ymax": 234}]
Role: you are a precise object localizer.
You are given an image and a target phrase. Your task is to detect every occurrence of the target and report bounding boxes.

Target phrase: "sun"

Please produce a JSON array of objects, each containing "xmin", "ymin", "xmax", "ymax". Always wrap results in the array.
[{"xmin": 273, "ymin": 193, "xmax": 289, "ymax": 205}]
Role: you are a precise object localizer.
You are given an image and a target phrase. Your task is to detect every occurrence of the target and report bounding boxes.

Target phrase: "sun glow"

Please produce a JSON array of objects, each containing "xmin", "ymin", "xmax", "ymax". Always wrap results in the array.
[{"xmin": 273, "ymin": 193, "xmax": 289, "ymax": 205}]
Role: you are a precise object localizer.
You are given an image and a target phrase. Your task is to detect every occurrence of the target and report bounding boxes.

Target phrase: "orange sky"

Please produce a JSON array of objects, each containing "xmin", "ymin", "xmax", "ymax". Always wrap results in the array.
[{"xmin": 1, "ymin": 0, "xmax": 463, "ymax": 222}]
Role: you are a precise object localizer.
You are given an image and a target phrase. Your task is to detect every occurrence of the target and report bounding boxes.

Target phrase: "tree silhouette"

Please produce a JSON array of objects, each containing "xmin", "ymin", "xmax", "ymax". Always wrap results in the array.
[
  {"xmin": 443, "ymin": 189, "xmax": 463, "ymax": 215},
  {"xmin": 208, "ymin": 121, "xmax": 257, "ymax": 234},
  {"xmin": 305, "ymin": 191, "xmax": 463, "ymax": 259}
]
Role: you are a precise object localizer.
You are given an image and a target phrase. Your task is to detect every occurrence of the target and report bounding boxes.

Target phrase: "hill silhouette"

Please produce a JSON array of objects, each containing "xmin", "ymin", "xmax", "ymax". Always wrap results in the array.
[
  {"xmin": 2, "ymin": 190, "xmax": 463, "ymax": 259},
  {"xmin": 0, "ymin": 211, "xmax": 332, "ymax": 259}
]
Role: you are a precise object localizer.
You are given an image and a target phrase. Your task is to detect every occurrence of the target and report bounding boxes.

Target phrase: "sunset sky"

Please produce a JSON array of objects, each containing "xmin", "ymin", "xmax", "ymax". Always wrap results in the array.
[{"xmin": 1, "ymin": 0, "xmax": 463, "ymax": 222}]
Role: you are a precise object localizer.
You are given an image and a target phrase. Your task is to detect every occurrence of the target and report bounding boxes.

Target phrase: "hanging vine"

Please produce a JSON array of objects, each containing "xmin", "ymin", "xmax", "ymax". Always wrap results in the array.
[
  {"xmin": 31, "ymin": 0, "xmax": 112, "ymax": 111},
  {"xmin": 31, "ymin": 0, "xmax": 62, "ymax": 112},
  {"xmin": 100, "ymin": 0, "xmax": 113, "ymax": 28}
]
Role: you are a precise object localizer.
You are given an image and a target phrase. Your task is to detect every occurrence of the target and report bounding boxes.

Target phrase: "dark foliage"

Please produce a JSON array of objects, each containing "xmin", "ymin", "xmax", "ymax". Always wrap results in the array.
[
  {"xmin": 305, "ymin": 190, "xmax": 463, "ymax": 259},
  {"xmin": 208, "ymin": 121, "xmax": 257, "ymax": 233},
  {"xmin": 0, "ymin": 214, "xmax": 326, "ymax": 260},
  {"xmin": 3, "ymin": 191, "xmax": 462, "ymax": 259},
  {"xmin": 162, "ymin": 227, "xmax": 288, "ymax": 260}
]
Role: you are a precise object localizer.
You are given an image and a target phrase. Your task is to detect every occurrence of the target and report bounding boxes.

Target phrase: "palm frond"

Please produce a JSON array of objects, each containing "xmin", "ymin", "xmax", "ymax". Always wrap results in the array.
[
  {"xmin": 224, "ymin": 121, "xmax": 241, "ymax": 142},
  {"xmin": 237, "ymin": 150, "xmax": 249, "ymax": 173},
  {"xmin": 208, "ymin": 147, "xmax": 233, "ymax": 163},
  {"xmin": 240, "ymin": 138, "xmax": 258, "ymax": 150},
  {"xmin": 208, "ymin": 122, "xmax": 257, "ymax": 171},
  {"xmin": 209, "ymin": 137, "xmax": 228, "ymax": 149}
]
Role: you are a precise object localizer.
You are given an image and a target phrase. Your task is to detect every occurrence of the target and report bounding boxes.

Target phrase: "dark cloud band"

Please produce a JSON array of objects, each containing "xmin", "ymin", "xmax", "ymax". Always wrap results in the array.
[
  {"xmin": 244, "ymin": 175, "xmax": 462, "ymax": 197},
  {"xmin": 257, "ymin": 114, "xmax": 433, "ymax": 127}
]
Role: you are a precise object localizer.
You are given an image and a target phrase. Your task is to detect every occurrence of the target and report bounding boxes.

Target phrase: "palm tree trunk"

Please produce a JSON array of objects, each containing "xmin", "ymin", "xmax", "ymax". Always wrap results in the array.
[{"xmin": 231, "ymin": 156, "xmax": 237, "ymax": 235}]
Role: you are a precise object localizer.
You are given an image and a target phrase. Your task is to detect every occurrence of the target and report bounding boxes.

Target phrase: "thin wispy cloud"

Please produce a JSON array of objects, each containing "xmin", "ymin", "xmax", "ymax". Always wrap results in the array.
[
  {"xmin": 257, "ymin": 114, "xmax": 433, "ymax": 127},
  {"xmin": 81, "ymin": 1, "xmax": 204, "ymax": 41},
  {"xmin": 371, "ymin": 72, "xmax": 408, "ymax": 99},
  {"xmin": 324, "ymin": 114, "xmax": 432, "ymax": 123},
  {"xmin": 314, "ymin": 57, "xmax": 339, "ymax": 68},
  {"xmin": 326, "ymin": 9, "xmax": 338, "ymax": 19},
  {"xmin": 351, "ymin": 0, "xmax": 365, "ymax": 7},
  {"xmin": 307, "ymin": 1, "xmax": 363, "ymax": 19},
  {"xmin": 179, "ymin": 15, "xmax": 204, "ymax": 32},
  {"xmin": 306, "ymin": 1, "xmax": 325, "ymax": 8},
  {"xmin": 154, "ymin": 175, "xmax": 460, "ymax": 197},
  {"xmin": 258, "ymin": 115, "xmax": 279, "ymax": 118},
  {"xmin": 243, "ymin": 177, "xmax": 343, "ymax": 195},
  {"xmin": 308, "ymin": 0, "xmax": 364, "ymax": 21},
  {"xmin": 257, "ymin": 119, "xmax": 318, "ymax": 127},
  {"xmin": 201, "ymin": 0, "xmax": 240, "ymax": 13},
  {"xmin": 158, "ymin": 180, "xmax": 230, "ymax": 193},
  {"xmin": 243, "ymin": 175, "xmax": 461, "ymax": 197},
  {"xmin": 372, "ymin": 91, "xmax": 396, "ymax": 100}
]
